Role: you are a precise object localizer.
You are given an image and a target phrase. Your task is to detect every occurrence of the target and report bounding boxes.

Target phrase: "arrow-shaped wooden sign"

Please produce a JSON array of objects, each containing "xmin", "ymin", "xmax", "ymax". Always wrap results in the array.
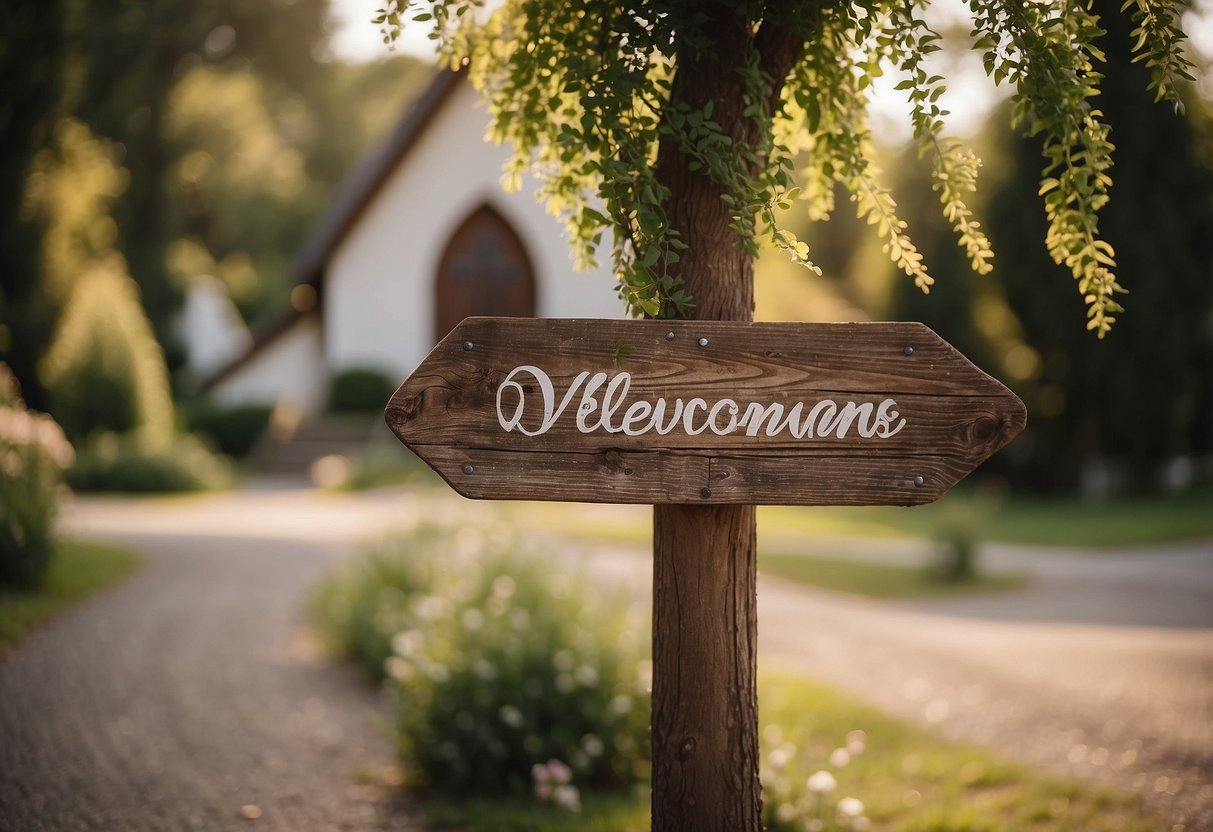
[{"xmin": 385, "ymin": 317, "xmax": 1026, "ymax": 506}]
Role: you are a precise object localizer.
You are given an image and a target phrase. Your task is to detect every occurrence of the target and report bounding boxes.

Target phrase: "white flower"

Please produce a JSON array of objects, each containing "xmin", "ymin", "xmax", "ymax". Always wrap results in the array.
[
  {"xmin": 846, "ymin": 730, "xmax": 867, "ymax": 756},
  {"xmin": 837, "ymin": 797, "xmax": 864, "ymax": 817},
  {"xmin": 806, "ymin": 770, "xmax": 837, "ymax": 793},
  {"xmin": 460, "ymin": 608, "xmax": 485, "ymax": 631},
  {"xmin": 552, "ymin": 784, "xmax": 581, "ymax": 812},
  {"xmin": 607, "ymin": 694, "xmax": 633, "ymax": 716},
  {"xmin": 499, "ymin": 705, "xmax": 523, "ymax": 728},
  {"xmin": 491, "ymin": 574, "xmax": 516, "ymax": 600},
  {"xmin": 829, "ymin": 747, "xmax": 851, "ymax": 768},
  {"xmin": 390, "ymin": 629, "xmax": 424, "ymax": 658},
  {"xmin": 383, "ymin": 656, "xmax": 411, "ymax": 681},
  {"xmin": 768, "ymin": 744, "xmax": 795, "ymax": 770}
]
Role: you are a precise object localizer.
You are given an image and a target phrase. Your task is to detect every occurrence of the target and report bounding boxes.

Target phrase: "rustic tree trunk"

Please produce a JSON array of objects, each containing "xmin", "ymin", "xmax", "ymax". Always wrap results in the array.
[
  {"xmin": 648, "ymin": 5, "xmax": 810, "ymax": 828},
  {"xmin": 651, "ymin": 504, "xmax": 760, "ymax": 830},
  {"xmin": 648, "ymin": 182, "xmax": 759, "ymax": 827},
  {"xmin": 649, "ymin": 8, "xmax": 761, "ymax": 831}
]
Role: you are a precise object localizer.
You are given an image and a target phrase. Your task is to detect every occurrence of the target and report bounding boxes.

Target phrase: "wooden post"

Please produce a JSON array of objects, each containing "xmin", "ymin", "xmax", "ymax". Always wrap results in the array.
[{"xmin": 652, "ymin": 504, "xmax": 761, "ymax": 830}]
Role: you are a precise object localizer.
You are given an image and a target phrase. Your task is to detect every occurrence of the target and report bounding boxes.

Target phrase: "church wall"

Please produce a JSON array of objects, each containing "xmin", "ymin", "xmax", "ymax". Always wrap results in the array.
[{"xmin": 325, "ymin": 80, "xmax": 623, "ymax": 383}]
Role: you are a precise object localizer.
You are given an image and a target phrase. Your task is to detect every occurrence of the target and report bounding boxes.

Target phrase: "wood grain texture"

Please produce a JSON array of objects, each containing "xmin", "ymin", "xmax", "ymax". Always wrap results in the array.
[
  {"xmin": 652, "ymin": 504, "xmax": 759, "ymax": 832},
  {"xmin": 385, "ymin": 317, "xmax": 1027, "ymax": 506}
]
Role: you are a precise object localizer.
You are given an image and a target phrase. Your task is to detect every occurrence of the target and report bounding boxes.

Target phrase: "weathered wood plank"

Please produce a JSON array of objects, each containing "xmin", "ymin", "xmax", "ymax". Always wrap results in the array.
[
  {"xmin": 385, "ymin": 318, "xmax": 1027, "ymax": 505},
  {"xmin": 411, "ymin": 446, "xmax": 972, "ymax": 505}
]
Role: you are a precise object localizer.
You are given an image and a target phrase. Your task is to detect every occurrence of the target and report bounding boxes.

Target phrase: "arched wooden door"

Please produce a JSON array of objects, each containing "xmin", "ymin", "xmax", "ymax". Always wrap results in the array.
[{"xmin": 434, "ymin": 205, "xmax": 536, "ymax": 342}]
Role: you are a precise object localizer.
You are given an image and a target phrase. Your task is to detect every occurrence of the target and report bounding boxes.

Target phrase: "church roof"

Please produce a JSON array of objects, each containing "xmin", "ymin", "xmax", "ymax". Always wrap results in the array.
[
  {"xmin": 201, "ymin": 68, "xmax": 465, "ymax": 393},
  {"xmin": 293, "ymin": 68, "xmax": 465, "ymax": 289}
]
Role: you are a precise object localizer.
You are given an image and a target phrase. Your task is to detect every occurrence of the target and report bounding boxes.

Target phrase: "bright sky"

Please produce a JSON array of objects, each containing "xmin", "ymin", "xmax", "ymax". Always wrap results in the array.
[{"xmin": 327, "ymin": 0, "xmax": 433, "ymax": 63}]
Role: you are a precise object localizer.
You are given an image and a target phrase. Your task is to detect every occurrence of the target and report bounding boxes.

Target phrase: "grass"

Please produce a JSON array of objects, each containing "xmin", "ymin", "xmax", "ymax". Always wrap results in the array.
[
  {"xmin": 423, "ymin": 670, "xmax": 1160, "ymax": 832},
  {"xmin": 426, "ymin": 791, "xmax": 649, "ymax": 832},
  {"xmin": 758, "ymin": 670, "xmax": 1157, "ymax": 832},
  {"xmin": 0, "ymin": 539, "xmax": 142, "ymax": 650},
  {"xmin": 508, "ymin": 485, "xmax": 1213, "ymax": 550},
  {"xmin": 758, "ymin": 551, "xmax": 1026, "ymax": 600},
  {"xmin": 760, "ymin": 486, "xmax": 1213, "ymax": 548}
]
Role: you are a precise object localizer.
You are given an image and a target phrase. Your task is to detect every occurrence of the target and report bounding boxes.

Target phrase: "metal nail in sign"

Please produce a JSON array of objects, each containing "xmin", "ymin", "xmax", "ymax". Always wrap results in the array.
[{"xmin": 385, "ymin": 318, "xmax": 1027, "ymax": 506}]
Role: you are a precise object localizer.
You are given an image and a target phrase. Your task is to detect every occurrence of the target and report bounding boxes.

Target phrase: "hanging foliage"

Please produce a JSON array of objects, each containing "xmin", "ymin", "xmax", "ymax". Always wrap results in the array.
[{"xmin": 375, "ymin": 0, "xmax": 1194, "ymax": 334}]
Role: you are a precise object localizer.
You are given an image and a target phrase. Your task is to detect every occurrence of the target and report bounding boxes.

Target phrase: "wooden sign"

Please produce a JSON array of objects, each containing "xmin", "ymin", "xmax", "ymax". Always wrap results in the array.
[{"xmin": 385, "ymin": 317, "xmax": 1026, "ymax": 506}]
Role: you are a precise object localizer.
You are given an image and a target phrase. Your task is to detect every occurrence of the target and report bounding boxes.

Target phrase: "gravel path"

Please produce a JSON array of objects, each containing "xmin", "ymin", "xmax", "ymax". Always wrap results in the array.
[
  {"xmin": 3, "ymin": 484, "xmax": 1210, "ymax": 830},
  {"xmin": 0, "ymin": 526, "xmax": 422, "ymax": 831}
]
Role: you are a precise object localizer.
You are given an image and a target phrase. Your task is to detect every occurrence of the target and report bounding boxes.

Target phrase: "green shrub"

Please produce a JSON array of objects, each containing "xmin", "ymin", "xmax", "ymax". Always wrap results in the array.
[
  {"xmin": 312, "ymin": 525, "xmax": 467, "ymax": 680},
  {"xmin": 314, "ymin": 523, "xmax": 651, "ymax": 799},
  {"xmin": 0, "ymin": 364, "xmax": 74, "ymax": 589},
  {"xmin": 40, "ymin": 256, "xmax": 175, "ymax": 446},
  {"xmin": 179, "ymin": 399, "xmax": 273, "ymax": 459},
  {"xmin": 328, "ymin": 367, "xmax": 397, "ymax": 414},
  {"xmin": 66, "ymin": 431, "xmax": 230, "ymax": 492}
]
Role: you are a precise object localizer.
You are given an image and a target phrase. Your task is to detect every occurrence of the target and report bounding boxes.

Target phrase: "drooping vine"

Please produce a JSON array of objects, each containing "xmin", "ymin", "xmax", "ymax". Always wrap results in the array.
[{"xmin": 375, "ymin": 0, "xmax": 1195, "ymax": 333}]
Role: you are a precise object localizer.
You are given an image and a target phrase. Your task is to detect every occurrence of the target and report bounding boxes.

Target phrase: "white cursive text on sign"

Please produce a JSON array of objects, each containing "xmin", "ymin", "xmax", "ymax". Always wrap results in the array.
[{"xmin": 495, "ymin": 365, "xmax": 907, "ymax": 440}]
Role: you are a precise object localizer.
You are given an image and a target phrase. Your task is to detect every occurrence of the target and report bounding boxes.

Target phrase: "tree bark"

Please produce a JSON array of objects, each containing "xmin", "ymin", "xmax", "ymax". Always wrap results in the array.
[
  {"xmin": 649, "ymin": 7, "xmax": 762, "ymax": 830},
  {"xmin": 647, "ymin": 4, "xmax": 812, "ymax": 828},
  {"xmin": 651, "ymin": 504, "xmax": 760, "ymax": 831}
]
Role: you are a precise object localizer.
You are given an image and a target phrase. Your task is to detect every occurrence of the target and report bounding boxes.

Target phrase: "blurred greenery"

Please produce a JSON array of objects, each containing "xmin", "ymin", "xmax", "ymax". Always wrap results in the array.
[
  {"xmin": 66, "ymin": 431, "xmax": 232, "ymax": 493},
  {"xmin": 0, "ymin": 363, "xmax": 74, "ymax": 588},
  {"xmin": 510, "ymin": 487, "xmax": 1213, "ymax": 553},
  {"xmin": 178, "ymin": 399, "xmax": 273, "ymax": 459},
  {"xmin": 0, "ymin": 538, "xmax": 141, "ymax": 648},
  {"xmin": 313, "ymin": 522, "xmax": 651, "ymax": 799},
  {"xmin": 40, "ymin": 254, "xmax": 175, "ymax": 445},
  {"xmin": 328, "ymin": 366, "xmax": 398, "ymax": 414},
  {"xmin": 879, "ymin": 0, "xmax": 1213, "ymax": 496},
  {"xmin": 763, "ymin": 488, "xmax": 1213, "ymax": 549},
  {"xmin": 756, "ymin": 552, "xmax": 1025, "ymax": 600},
  {"xmin": 1, "ymin": 0, "xmax": 431, "ymax": 408}
]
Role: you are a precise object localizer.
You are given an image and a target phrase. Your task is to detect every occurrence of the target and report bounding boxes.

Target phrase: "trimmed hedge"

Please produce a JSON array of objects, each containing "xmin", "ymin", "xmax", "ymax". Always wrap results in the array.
[
  {"xmin": 328, "ymin": 367, "xmax": 397, "ymax": 414},
  {"xmin": 66, "ymin": 431, "xmax": 230, "ymax": 493},
  {"xmin": 180, "ymin": 400, "xmax": 273, "ymax": 459}
]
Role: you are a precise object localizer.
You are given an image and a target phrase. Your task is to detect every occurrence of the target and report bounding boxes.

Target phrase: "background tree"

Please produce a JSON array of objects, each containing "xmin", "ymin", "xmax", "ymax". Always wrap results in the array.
[
  {"xmin": 988, "ymin": 0, "xmax": 1213, "ymax": 494},
  {"xmin": 0, "ymin": 0, "xmax": 72, "ymax": 411},
  {"xmin": 380, "ymin": 1, "xmax": 1197, "ymax": 829},
  {"xmin": 62, "ymin": 0, "xmax": 332, "ymax": 355},
  {"xmin": 0, "ymin": 0, "xmax": 431, "ymax": 408}
]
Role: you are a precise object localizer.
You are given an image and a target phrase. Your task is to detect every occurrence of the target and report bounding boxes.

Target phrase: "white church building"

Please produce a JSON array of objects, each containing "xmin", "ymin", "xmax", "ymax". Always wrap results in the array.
[{"xmin": 203, "ymin": 68, "xmax": 623, "ymax": 413}]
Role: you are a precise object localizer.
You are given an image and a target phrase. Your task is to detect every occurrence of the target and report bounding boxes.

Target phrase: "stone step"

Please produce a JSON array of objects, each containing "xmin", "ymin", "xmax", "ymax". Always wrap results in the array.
[{"xmin": 253, "ymin": 414, "xmax": 381, "ymax": 475}]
